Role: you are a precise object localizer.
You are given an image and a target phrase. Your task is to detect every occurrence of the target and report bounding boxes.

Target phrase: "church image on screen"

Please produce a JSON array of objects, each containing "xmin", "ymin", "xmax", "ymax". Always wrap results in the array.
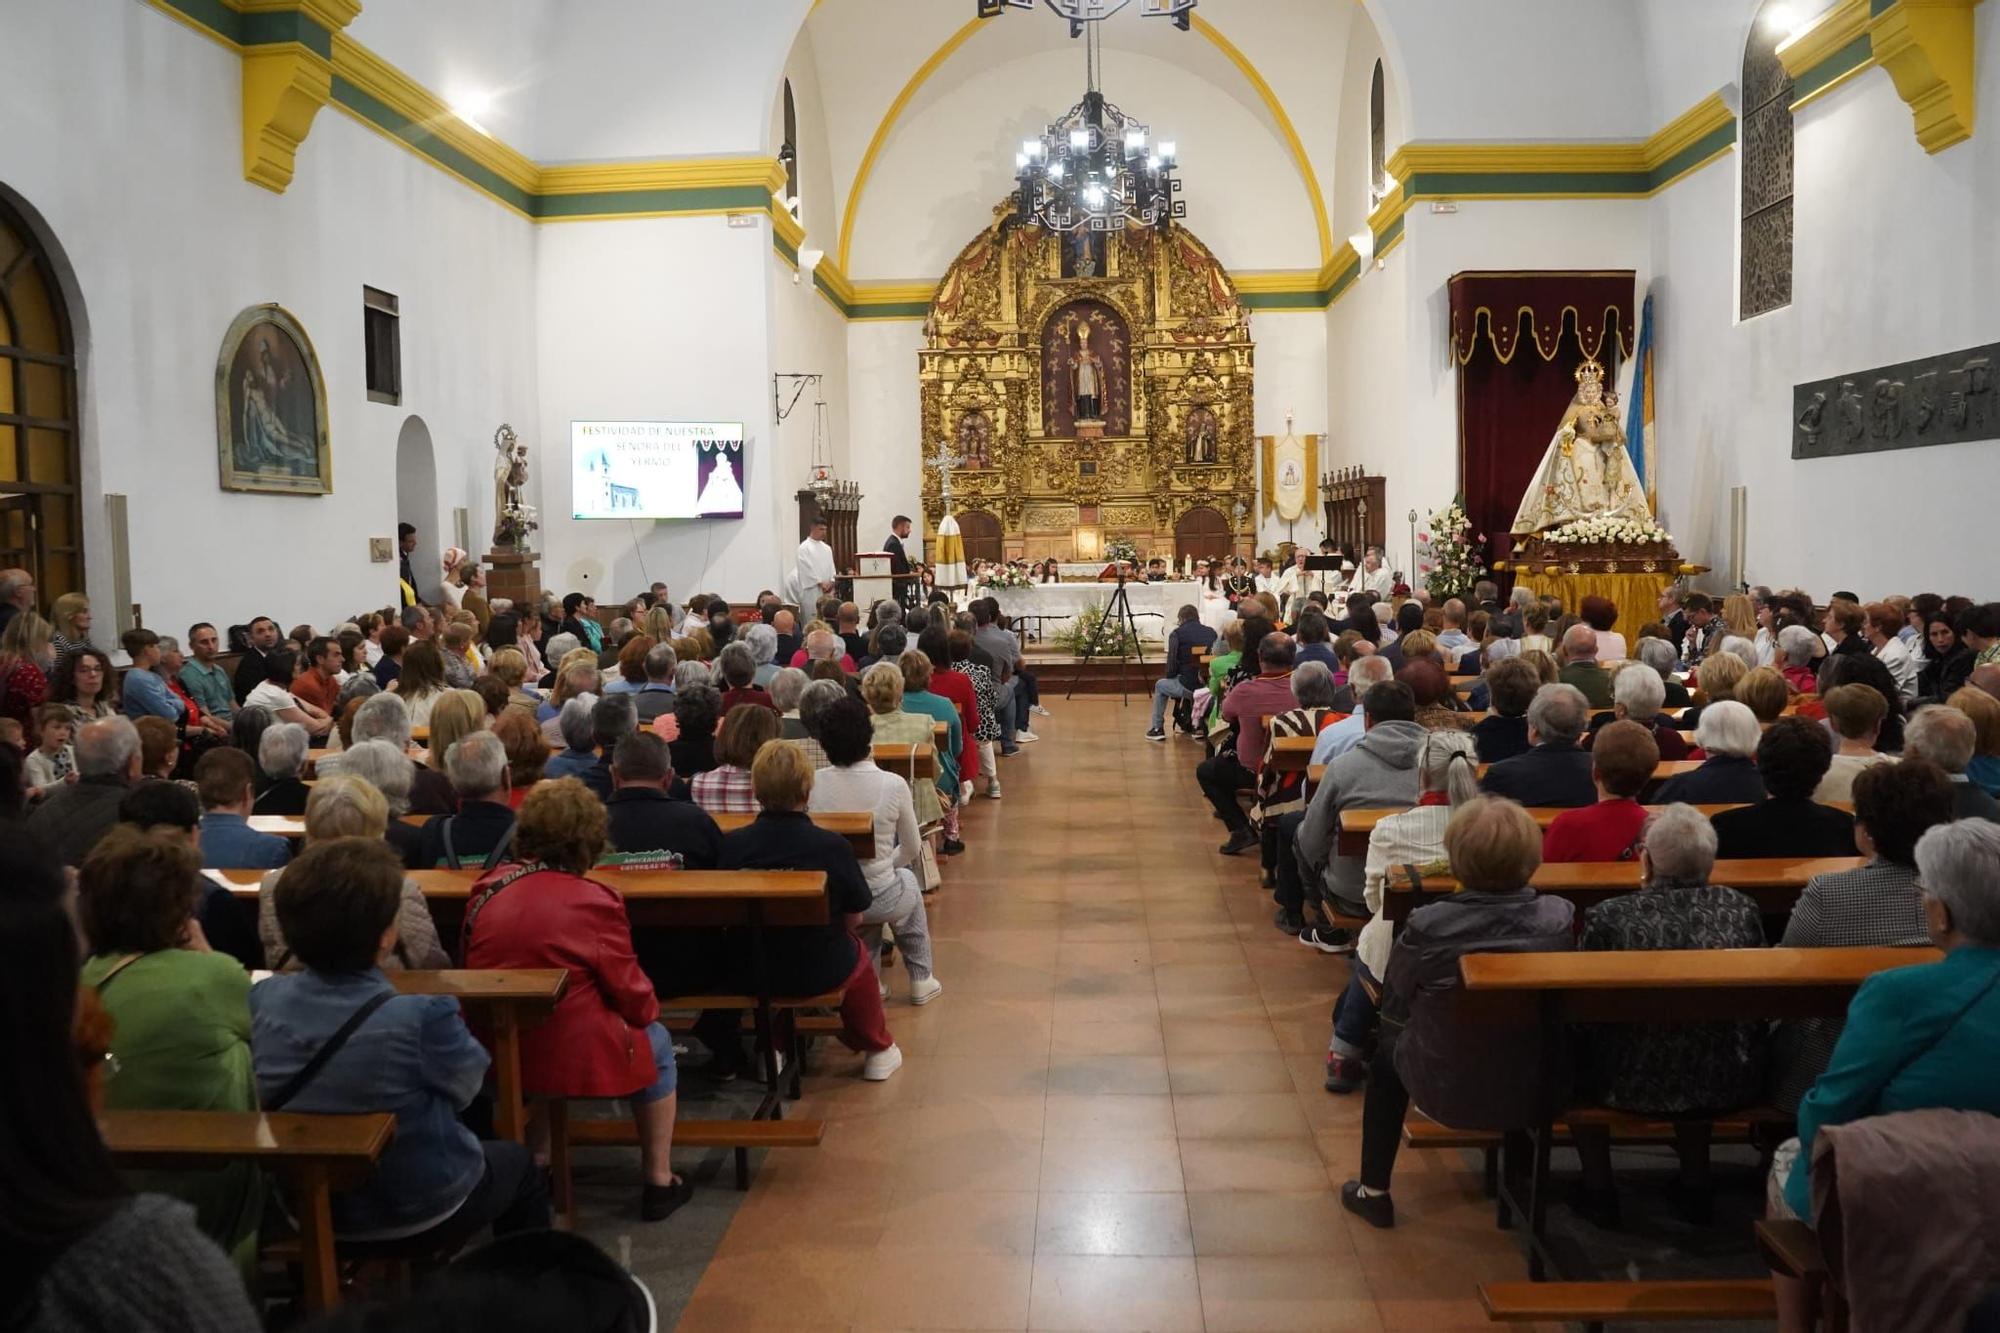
[{"xmin": 569, "ymin": 421, "xmax": 746, "ymax": 520}]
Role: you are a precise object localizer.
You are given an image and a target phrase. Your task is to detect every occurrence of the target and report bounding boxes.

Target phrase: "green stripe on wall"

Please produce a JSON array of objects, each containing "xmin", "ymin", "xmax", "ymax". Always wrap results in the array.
[
  {"xmin": 239, "ymin": 9, "xmax": 332, "ymax": 59},
  {"xmin": 812, "ymin": 272, "xmax": 853, "ymax": 319},
  {"xmin": 534, "ymin": 184, "xmax": 774, "ymax": 219},
  {"xmin": 1240, "ymin": 288, "xmax": 1330, "ymax": 310},
  {"xmin": 1793, "ymin": 33, "xmax": 1873, "ymax": 102},
  {"xmin": 330, "ymin": 77, "xmax": 539, "ymax": 213},
  {"xmin": 153, "ymin": 0, "xmax": 243, "ymax": 41},
  {"xmin": 847, "ymin": 301, "xmax": 932, "ymax": 321},
  {"xmin": 1870, "ymin": 0, "xmax": 1895, "ymax": 15},
  {"xmin": 1647, "ymin": 120, "xmax": 1737, "ymax": 190},
  {"xmin": 1403, "ymin": 169, "xmax": 1656, "ymax": 197}
]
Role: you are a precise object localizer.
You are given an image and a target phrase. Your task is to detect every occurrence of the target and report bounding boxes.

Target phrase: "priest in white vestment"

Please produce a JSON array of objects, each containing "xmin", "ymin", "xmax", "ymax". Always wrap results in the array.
[
  {"xmin": 795, "ymin": 516, "xmax": 837, "ymax": 601},
  {"xmin": 1346, "ymin": 548, "xmax": 1395, "ymax": 600}
]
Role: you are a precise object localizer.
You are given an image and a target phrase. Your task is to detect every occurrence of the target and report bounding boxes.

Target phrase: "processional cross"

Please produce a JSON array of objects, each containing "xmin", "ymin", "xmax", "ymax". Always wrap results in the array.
[{"xmin": 925, "ymin": 439, "xmax": 966, "ymax": 510}]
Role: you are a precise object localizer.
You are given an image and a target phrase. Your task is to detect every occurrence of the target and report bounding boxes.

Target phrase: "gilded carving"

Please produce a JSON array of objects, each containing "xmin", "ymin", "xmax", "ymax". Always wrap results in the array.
[{"xmin": 918, "ymin": 199, "xmax": 1255, "ymax": 557}]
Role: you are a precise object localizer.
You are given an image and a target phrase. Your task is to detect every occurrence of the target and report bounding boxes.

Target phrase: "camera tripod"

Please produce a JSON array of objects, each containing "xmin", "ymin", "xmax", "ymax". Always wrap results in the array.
[{"xmin": 1067, "ymin": 564, "xmax": 1148, "ymax": 704}]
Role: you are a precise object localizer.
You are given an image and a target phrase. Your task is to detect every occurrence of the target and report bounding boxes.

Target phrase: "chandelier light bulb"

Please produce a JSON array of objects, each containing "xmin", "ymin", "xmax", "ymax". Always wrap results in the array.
[
  {"xmin": 1146, "ymin": 154, "xmax": 1162, "ymax": 171},
  {"xmin": 1069, "ymin": 128, "xmax": 1090, "ymax": 150},
  {"xmin": 1159, "ymin": 141, "xmax": 1176, "ymax": 162},
  {"xmin": 1016, "ymin": 152, "xmax": 1029, "ymax": 169},
  {"xmin": 1048, "ymin": 160, "xmax": 1064, "ymax": 178},
  {"xmin": 1125, "ymin": 127, "xmax": 1146, "ymax": 151}
]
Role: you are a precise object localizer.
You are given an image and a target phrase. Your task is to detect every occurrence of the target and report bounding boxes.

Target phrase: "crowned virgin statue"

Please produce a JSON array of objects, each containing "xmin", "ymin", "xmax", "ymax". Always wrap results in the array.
[{"xmin": 1509, "ymin": 358, "xmax": 1653, "ymax": 535}]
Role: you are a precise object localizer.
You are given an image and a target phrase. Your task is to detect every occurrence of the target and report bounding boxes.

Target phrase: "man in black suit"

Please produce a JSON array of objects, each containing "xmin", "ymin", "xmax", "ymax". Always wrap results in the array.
[
  {"xmin": 397, "ymin": 522, "xmax": 419, "ymax": 607},
  {"xmin": 1657, "ymin": 583, "xmax": 1688, "ymax": 654},
  {"xmin": 1479, "ymin": 682, "xmax": 1596, "ymax": 807},
  {"xmin": 885, "ymin": 515, "xmax": 916, "ymax": 607},
  {"xmin": 232, "ymin": 615, "xmax": 281, "ymax": 703}
]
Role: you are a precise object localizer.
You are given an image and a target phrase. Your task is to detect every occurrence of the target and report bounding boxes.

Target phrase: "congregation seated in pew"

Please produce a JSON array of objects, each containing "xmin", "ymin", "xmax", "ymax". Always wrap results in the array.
[
  {"xmin": 1479, "ymin": 682, "xmax": 1595, "ymax": 807},
  {"xmin": 1541, "ymin": 719, "xmax": 1659, "ymax": 863},
  {"xmin": 1710, "ymin": 717, "xmax": 1858, "ymax": 859},
  {"xmin": 1904, "ymin": 704, "xmax": 2000, "ymax": 822},
  {"xmin": 1655, "ymin": 701, "xmax": 1768, "ymax": 804}
]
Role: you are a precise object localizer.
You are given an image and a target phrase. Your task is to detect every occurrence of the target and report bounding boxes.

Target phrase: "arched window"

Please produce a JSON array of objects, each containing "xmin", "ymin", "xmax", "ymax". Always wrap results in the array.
[
  {"xmin": 0, "ymin": 197, "xmax": 83, "ymax": 603},
  {"xmin": 1368, "ymin": 59, "xmax": 1387, "ymax": 208},
  {"xmin": 1740, "ymin": 2, "xmax": 1794, "ymax": 319},
  {"xmin": 781, "ymin": 79, "xmax": 801, "ymax": 220}
]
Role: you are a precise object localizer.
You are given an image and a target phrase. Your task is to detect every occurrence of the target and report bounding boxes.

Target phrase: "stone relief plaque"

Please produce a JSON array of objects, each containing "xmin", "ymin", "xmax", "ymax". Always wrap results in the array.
[{"xmin": 1793, "ymin": 342, "xmax": 1996, "ymax": 459}]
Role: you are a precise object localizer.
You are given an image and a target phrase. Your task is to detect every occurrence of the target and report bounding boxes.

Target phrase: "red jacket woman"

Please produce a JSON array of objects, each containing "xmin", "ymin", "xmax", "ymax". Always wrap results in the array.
[{"xmin": 460, "ymin": 775, "xmax": 691, "ymax": 1219}]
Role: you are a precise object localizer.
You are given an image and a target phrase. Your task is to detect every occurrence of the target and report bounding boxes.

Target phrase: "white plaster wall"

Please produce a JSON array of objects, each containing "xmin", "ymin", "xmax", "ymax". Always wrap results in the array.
[
  {"xmin": 1325, "ymin": 257, "xmax": 1411, "ymax": 566},
  {"xmin": 1251, "ymin": 312, "xmax": 1330, "ymax": 554},
  {"xmin": 845, "ymin": 320, "xmax": 927, "ymax": 553},
  {"xmin": 0, "ymin": 2, "xmax": 538, "ymax": 638},
  {"xmin": 1647, "ymin": 24, "xmax": 2000, "ymax": 598},
  {"xmin": 533, "ymin": 216, "xmax": 780, "ymax": 605},
  {"xmin": 850, "ymin": 47, "xmax": 1320, "ymax": 279},
  {"xmin": 1328, "ymin": 9, "xmax": 1398, "ymax": 248}
]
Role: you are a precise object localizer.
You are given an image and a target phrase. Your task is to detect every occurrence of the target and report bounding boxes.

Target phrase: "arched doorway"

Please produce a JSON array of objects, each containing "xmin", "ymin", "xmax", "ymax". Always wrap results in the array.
[
  {"xmin": 955, "ymin": 510, "xmax": 1002, "ymax": 566},
  {"xmin": 0, "ymin": 192, "xmax": 84, "ymax": 608},
  {"xmin": 394, "ymin": 415, "xmax": 439, "ymax": 606},
  {"xmin": 1174, "ymin": 507, "xmax": 1230, "ymax": 563}
]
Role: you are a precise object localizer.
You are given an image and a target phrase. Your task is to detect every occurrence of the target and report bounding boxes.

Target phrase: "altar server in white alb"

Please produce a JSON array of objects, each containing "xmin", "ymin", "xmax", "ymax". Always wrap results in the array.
[{"xmin": 795, "ymin": 515, "xmax": 837, "ymax": 602}]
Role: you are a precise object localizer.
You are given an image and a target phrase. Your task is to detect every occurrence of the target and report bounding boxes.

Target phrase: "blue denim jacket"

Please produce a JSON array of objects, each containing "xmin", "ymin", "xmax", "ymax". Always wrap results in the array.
[
  {"xmin": 250, "ymin": 968, "xmax": 488, "ymax": 1236},
  {"xmin": 199, "ymin": 813, "xmax": 290, "ymax": 870}
]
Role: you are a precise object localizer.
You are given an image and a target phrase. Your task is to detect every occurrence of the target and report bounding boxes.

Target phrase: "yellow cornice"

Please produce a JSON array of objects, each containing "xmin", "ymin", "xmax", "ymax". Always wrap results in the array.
[
  {"xmin": 537, "ymin": 156, "xmax": 787, "ymax": 196},
  {"xmin": 1645, "ymin": 92, "xmax": 1735, "ymax": 169},
  {"xmin": 851, "ymin": 279, "xmax": 936, "ymax": 305},
  {"xmin": 1389, "ymin": 141, "xmax": 1652, "ymax": 175},
  {"xmin": 1777, "ymin": 0, "xmax": 1871, "ymax": 82},
  {"xmin": 771, "ymin": 204, "xmax": 807, "ymax": 255},
  {"xmin": 1365, "ymin": 177, "xmax": 1410, "ymax": 238},
  {"xmin": 328, "ymin": 33, "xmax": 540, "ymax": 194},
  {"xmin": 1870, "ymin": 0, "xmax": 1983, "ymax": 153},
  {"xmin": 237, "ymin": 0, "xmax": 360, "ymax": 31}
]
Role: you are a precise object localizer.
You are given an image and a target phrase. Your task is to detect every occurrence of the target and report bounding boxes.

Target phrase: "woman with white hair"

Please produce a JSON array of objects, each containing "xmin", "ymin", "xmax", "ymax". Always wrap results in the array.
[
  {"xmin": 329, "ymin": 737, "xmax": 427, "ymax": 866},
  {"xmin": 1776, "ymin": 623, "xmax": 1823, "ymax": 693},
  {"xmin": 251, "ymin": 721, "xmax": 312, "ymax": 816},
  {"xmin": 1655, "ymin": 700, "xmax": 1767, "ymax": 803},
  {"xmin": 1764, "ymin": 819, "xmax": 2000, "ymax": 1330},
  {"xmin": 544, "ymin": 696, "xmax": 602, "ymax": 782},
  {"xmin": 1324, "ymin": 729, "xmax": 1480, "ymax": 1092},
  {"xmin": 742, "ymin": 622, "xmax": 781, "ymax": 689},
  {"xmin": 255, "ymin": 773, "xmax": 450, "ymax": 971},
  {"xmin": 673, "ymin": 659, "xmax": 712, "ymax": 694},
  {"xmin": 1586, "ymin": 661, "xmax": 1690, "ymax": 759},
  {"xmin": 769, "ymin": 666, "xmax": 811, "ymax": 739},
  {"xmin": 1571, "ymin": 803, "xmax": 1768, "ymax": 1222}
]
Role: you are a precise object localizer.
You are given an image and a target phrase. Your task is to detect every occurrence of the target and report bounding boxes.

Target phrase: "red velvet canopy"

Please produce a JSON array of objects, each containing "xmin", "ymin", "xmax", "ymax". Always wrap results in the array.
[{"xmin": 1449, "ymin": 271, "xmax": 1636, "ymax": 569}]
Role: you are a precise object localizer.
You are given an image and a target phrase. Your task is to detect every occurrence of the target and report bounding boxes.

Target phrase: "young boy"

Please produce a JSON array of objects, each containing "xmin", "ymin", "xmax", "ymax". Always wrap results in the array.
[
  {"xmin": 250, "ymin": 838, "xmax": 549, "ymax": 1249},
  {"xmin": 23, "ymin": 702, "xmax": 75, "ymax": 801}
]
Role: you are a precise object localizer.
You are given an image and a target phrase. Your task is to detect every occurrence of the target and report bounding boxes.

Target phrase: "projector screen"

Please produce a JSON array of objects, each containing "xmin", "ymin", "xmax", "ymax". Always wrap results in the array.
[{"xmin": 570, "ymin": 421, "xmax": 746, "ymax": 520}]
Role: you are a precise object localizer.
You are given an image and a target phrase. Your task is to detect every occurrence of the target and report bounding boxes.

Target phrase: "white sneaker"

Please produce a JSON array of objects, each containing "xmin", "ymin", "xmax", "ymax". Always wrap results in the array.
[
  {"xmin": 1031, "ymin": 704, "xmax": 1051, "ymax": 717},
  {"xmin": 910, "ymin": 975, "xmax": 943, "ymax": 1006},
  {"xmin": 984, "ymin": 781, "xmax": 1003, "ymax": 800},
  {"xmin": 862, "ymin": 1043, "xmax": 904, "ymax": 1081},
  {"xmin": 878, "ymin": 976, "xmax": 890, "ymax": 999},
  {"xmin": 1017, "ymin": 730, "xmax": 1039, "ymax": 743}
]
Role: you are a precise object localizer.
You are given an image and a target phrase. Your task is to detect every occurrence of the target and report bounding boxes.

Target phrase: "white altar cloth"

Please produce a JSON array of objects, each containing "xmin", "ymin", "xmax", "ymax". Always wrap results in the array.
[{"xmin": 986, "ymin": 580, "xmax": 1201, "ymax": 642}]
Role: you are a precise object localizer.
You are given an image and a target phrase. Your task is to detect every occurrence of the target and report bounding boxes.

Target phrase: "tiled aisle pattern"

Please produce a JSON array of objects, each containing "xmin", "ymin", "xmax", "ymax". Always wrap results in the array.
[{"xmin": 675, "ymin": 698, "xmax": 1543, "ymax": 1331}]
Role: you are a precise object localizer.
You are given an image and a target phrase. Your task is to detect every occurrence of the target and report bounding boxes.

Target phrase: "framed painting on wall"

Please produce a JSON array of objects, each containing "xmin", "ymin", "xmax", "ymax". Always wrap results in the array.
[{"xmin": 215, "ymin": 304, "xmax": 331, "ymax": 494}]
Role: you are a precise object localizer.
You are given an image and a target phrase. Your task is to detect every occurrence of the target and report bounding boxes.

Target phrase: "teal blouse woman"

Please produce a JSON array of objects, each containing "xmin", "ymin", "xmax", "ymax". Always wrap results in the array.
[{"xmin": 78, "ymin": 826, "xmax": 264, "ymax": 1283}]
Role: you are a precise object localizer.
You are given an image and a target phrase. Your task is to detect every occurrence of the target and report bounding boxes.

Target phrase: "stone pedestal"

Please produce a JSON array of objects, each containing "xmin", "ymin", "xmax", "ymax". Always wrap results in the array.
[
  {"xmin": 1075, "ymin": 420, "xmax": 1106, "ymax": 441},
  {"xmin": 484, "ymin": 548, "xmax": 542, "ymax": 611}
]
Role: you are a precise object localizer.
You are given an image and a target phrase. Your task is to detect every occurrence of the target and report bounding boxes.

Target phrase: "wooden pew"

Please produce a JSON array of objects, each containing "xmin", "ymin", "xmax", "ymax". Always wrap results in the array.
[
  {"xmin": 387, "ymin": 809, "xmax": 878, "ymax": 860},
  {"xmin": 101, "ymin": 1108, "xmax": 394, "ymax": 1313},
  {"xmin": 1457, "ymin": 944, "xmax": 1938, "ymax": 1283},
  {"xmin": 872, "ymin": 741, "xmax": 936, "ymax": 781},
  {"xmin": 1381, "ymin": 856, "xmax": 1859, "ymax": 924},
  {"xmin": 391, "ymin": 969, "xmax": 567, "ymax": 1145},
  {"xmin": 1335, "ymin": 802, "xmax": 1853, "ymax": 858}
]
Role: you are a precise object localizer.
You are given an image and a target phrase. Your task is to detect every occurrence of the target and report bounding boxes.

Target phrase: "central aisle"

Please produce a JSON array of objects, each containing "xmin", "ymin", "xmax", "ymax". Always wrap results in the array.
[{"xmin": 674, "ymin": 698, "xmax": 1529, "ymax": 1331}]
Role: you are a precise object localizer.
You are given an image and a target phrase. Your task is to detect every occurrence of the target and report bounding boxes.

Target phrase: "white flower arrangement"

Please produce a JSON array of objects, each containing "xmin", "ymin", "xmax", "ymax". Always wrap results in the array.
[
  {"xmin": 1421, "ymin": 498, "xmax": 1486, "ymax": 600},
  {"xmin": 986, "ymin": 564, "xmax": 1035, "ymax": 590},
  {"xmin": 1544, "ymin": 515, "xmax": 1673, "ymax": 546}
]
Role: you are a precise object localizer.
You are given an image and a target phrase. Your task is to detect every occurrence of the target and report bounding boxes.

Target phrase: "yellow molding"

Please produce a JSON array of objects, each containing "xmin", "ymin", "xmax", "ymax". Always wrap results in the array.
[
  {"xmin": 1644, "ymin": 92, "xmax": 1735, "ymax": 169},
  {"xmin": 1366, "ymin": 176, "xmax": 1410, "ymax": 237},
  {"xmin": 771, "ymin": 204, "xmax": 807, "ymax": 255},
  {"xmin": 1232, "ymin": 271, "xmax": 1322, "ymax": 296},
  {"xmin": 851, "ymin": 279, "xmax": 936, "ymax": 305},
  {"xmin": 1188, "ymin": 14, "xmax": 1333, "ymax": 269},
  {"xmin": 1869, "ymin": 0, "xmax": 1982, "ymax": 153},
  {"xmin": 1389, "ymin": 141, "xmax": 1652, "ymax": 174},
  {"xmin": 237, "ymin": 0, "xmax": 360, "ymax": 31},
  {"xmin": 1777, "ymin": 0, "xmax": 1871, "ymax": 80},
  {"xmin": 242, "ymin": 42, "xmax": 333, "ymax": 192},
  {"xmin": 538, "ymin": 156, "xmax": 787, "ymax": 196},
  {"xmin": 329, "ymin": 35, "xmax": 540, "ymax": 194}
]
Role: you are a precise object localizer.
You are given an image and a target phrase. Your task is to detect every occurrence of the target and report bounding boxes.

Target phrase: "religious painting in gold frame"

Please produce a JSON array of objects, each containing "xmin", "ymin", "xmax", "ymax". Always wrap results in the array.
[{"xmin": 215, "ymin": 303, "xmax": 331, "ymax": 495}]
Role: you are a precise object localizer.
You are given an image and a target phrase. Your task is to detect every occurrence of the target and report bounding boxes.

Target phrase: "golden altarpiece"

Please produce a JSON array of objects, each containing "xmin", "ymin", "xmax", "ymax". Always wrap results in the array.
[{"xmin": 917, "ymin": 204, "xmax": 1255, "ymax": 564}]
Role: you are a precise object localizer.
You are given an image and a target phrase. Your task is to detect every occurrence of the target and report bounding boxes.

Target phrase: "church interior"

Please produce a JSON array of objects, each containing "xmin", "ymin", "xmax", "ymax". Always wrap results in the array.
[{"xmin": 5, "ymin": 0, "xmax": 2000, "ymax": 1329}]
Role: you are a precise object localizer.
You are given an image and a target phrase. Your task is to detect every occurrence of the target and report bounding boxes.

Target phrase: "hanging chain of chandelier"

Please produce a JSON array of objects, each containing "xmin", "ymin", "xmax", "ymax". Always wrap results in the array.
[{"xmin": 982, "ymin": 0, "xmax": 1194, "ymax": 235}]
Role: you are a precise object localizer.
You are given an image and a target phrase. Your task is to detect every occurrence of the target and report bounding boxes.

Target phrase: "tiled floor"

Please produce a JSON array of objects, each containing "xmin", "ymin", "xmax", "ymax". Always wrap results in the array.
[{"xmin": 673, "ymin": 697, "xmax": 1538, "ymax": 1331}]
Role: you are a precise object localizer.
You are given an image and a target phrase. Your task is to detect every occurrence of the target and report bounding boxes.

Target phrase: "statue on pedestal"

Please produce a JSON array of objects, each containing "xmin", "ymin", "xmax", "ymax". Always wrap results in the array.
[
  {"xmin": 490, "ymin": 424, "xmax": 536, "ymax": 551},
  {"xmin": 1509, "ymin": 359, "xmax": 1652, "ymax": 535},
  {"xmin": 1072, "ymin": 324, "xmax": 1104, "ymax": 424}
]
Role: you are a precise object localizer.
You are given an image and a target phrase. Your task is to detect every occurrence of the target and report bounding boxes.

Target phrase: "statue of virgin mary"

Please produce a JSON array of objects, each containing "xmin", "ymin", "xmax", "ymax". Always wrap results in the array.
[{"xmin": 1509, "ymin": 359, "xmax": 1654, "ymax": 535}]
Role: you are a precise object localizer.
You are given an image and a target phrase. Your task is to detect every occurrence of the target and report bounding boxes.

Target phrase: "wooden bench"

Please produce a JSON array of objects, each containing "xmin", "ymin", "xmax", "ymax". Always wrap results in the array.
[
  {"xmin": 391, "ymin": 969, "xmax": 566, "ymax": 1146},
  {"xmin": 1337, "ymin": 803, "xmax": 1852, "ymax": 857},
  {"xmin": 1478, "ymin": 1278, "xmax": 1775, "ymax": 1328},
  {"xmin": 1756, "ymin": 1217, "xmax": 1844, "ymax": 1329},
  {"xmin": 385, "ymin": 809, "xmax": 878, "ymax": 860},
  {"xmin": 101, "ymin": 1108, "xmax": 394, "ymax": 1313},
  {"xmin": 872, "ymin": 741, "xmax": 936, "ymax": 781},
  {"xmin": 1458, "ymin": 945, "xmax": 1938, "ymax": 1281},
  {"xmin": 1380, "ymin": 857, "xmax": 1858, "ymax": 924}
]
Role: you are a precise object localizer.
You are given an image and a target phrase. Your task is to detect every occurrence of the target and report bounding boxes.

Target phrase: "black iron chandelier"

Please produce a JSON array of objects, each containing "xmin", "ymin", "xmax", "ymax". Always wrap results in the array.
[{"xmin": 1006, "ymin": 14, "xmax": 1187, "ymax": 235}]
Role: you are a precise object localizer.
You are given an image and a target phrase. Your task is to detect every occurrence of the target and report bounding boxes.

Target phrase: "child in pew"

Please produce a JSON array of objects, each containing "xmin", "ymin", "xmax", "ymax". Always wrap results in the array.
[
  {"xmin": 76, "ymin": 825, "xmax": 265, "ymax": 1283},
  {"xmin": 252, "ymin": 838, "xmax": 551, "ymax": 1251},
  {"xmin": 461, "ymin": 778, "xmax": 693, "ymax": 1221},
  {"xmin": 3, "ymin": 837, "xmax": 262, "ymax": 1333},
  {"xmin": 1572, "ymin": 803, "xmax": 1770, "ymax": 1226}
]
